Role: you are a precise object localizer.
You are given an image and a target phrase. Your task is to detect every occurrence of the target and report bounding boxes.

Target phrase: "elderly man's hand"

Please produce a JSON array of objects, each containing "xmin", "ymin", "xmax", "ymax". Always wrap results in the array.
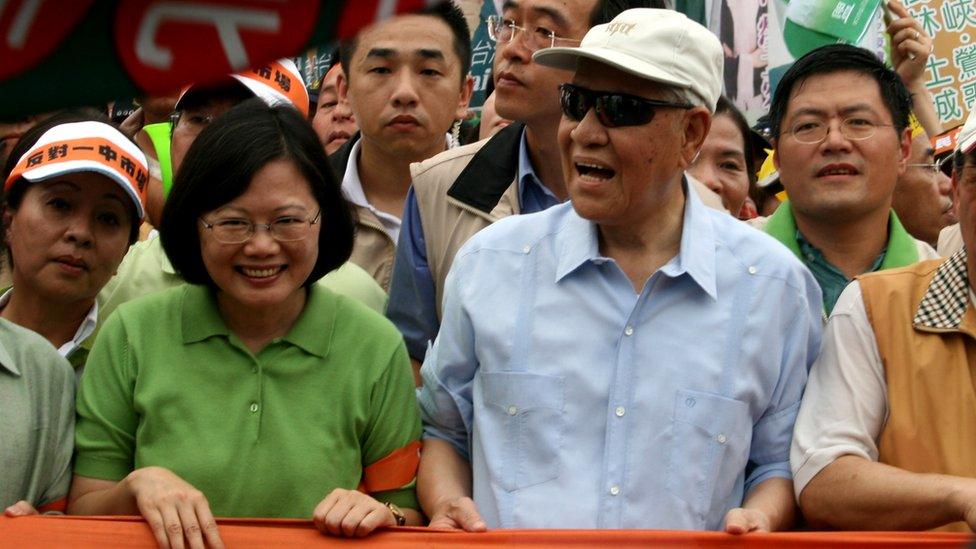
[
  {"xmin": 427, "ymin": 496, "xmax": 487, "ymax": 532},
  {"xmin": 723, "ymin": 507, "xmax": 772, "ymax": 534}
]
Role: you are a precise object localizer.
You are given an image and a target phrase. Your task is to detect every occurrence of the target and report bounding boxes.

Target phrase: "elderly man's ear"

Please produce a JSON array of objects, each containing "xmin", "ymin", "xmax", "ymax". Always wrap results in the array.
[{"xmin": 678, "ymin": 108, "xmax": 712, "ymax": 169}]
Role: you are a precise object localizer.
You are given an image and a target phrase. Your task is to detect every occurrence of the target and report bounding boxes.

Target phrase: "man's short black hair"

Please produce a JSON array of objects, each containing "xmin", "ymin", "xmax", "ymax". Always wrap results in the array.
[
  {"xmin": 1, "ymin": 109, "xmax": 141, "ymax": 254},
  {"xmin": 340, "ymin": 1, "xmax": 471, "ymax": 86},
  {"xmin": 160, "ymin": 98, "xmax": 354, "ymax": 288},
  {"xmin": 768, "ymin": 44, "xmax": 912, "ymax": 140},
  {"xmin": 589, "ymin": 0, "xmax": 668, "ymax": 26}
]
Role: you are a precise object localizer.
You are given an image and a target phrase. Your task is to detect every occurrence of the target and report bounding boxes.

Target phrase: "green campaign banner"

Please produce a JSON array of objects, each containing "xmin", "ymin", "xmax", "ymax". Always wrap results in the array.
[{"xmin": 0, "ymin": 0, "xmax": 434, "ymax": 119}]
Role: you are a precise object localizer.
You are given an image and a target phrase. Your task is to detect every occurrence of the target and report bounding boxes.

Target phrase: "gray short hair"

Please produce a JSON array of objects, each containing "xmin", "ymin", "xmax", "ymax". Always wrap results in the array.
[{"xmin": 662, "ymin": 85, "xmax": 709, "ymax": 112}]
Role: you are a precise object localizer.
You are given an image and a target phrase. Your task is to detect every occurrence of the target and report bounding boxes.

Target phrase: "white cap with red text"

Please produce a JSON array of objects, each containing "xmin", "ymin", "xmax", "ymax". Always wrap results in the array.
[{"xmin": 5, "ymin": 121, "xmax": 148, "ymax": 219}]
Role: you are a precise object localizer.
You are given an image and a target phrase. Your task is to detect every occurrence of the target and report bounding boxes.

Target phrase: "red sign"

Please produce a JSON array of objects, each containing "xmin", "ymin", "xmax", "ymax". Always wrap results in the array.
[
  {"xmin": 0, "ymin": 0, "xmax": 94, "ymax": 80},
  {"xmin": 114, "ymin": 0, "xmax": 319, "ymax": 92},
  {"xmin": 337, "ymin": 0, "xmax": 431, "ymax": 40}
]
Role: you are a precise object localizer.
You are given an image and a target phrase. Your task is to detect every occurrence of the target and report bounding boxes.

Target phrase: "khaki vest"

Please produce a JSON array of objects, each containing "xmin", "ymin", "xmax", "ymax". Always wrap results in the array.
[
  {"xmin": 349, "ymin": 204, "xmax": 396, "ymax": 292},
  {"xmin": 859, "ymin": 259, "xmax": 976, "ymax": 532},
  {"xmin": 411, "ymin": 124, "xmax": 727, "ymax": 317}
]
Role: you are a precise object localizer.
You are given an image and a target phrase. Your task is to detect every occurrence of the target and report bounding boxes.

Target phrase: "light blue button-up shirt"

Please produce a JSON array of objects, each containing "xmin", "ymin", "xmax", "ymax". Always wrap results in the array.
[{"xmin": 418, "ymin": 182, "xmax": 823, "ymax": 530}]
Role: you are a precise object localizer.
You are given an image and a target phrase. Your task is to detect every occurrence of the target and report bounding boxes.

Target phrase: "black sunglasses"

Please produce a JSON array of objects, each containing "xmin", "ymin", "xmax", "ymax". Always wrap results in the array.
[{"xmin": 559, "ymin": 83, "xmax": 693, "ymax": 128}]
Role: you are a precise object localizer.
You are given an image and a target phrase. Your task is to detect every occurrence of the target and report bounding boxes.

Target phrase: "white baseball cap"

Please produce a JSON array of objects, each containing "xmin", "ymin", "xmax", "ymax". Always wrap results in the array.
[
  {"xmin": 176, "ymin": 58, "xmax": 310, "ymax": 117},
  {"xmin": 533, "ymin": 9, "xmax": 724, "ymax": 112},
  {"xmin": 5, "ymin": 121, "xmax": 148, "ymax": 219}
]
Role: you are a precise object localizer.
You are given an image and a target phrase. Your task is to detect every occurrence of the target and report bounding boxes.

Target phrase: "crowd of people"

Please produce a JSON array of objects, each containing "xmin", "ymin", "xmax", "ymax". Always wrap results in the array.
[{"xmin": 1, "ymin": 0, "xmax": 974, "ymax": 547}]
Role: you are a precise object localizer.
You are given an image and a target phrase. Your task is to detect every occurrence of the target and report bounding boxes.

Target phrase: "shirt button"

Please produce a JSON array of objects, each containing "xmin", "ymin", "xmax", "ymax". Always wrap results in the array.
[
  {"xmin": 522, "ymin": 245, "xmax": 531, "ymax": 254},
  {"xmin": 609, "ymin": 485, "xmax": 620, "ymax": 496},
  {"xmin": 685, "ymin": 397, "xmax": 696, "ymax": 408},
  {"xmin": 249, "ymin": 403, "xmax": 259, "ymax": 413},
  {"xmin": 507, "ymin": 405, "xmax": 518, "ymax": 416},
  {"xmin": 624, "ymin": 326, "xmax": 634, "ymax": 336},
  {"xmin": 251, "ymin": 366, "xmax": 258, "ymax": 373},
  {"xmin": 748, "ymin": 266, "xmax": 757, "ymax": 275},
  {"xmin": 615, "ymin": 406, "xmax": 626, "ymax": 417},
  {"xmin": 716, "ymin": 434, "xmax": 727, "ymax": 444}
]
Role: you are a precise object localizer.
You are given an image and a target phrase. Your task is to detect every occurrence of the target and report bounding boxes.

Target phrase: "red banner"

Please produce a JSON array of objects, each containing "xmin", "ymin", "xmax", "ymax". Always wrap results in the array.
[{"xmin": 0, "ymin": 516, "xmax": 971, "ymax": 548}]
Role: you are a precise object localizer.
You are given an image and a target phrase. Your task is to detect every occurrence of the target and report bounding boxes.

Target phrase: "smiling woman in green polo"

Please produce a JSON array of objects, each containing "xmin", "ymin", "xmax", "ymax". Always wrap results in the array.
[{"xmin": 67, "ymin": 101, "xmax": 421, "ymax": 547}]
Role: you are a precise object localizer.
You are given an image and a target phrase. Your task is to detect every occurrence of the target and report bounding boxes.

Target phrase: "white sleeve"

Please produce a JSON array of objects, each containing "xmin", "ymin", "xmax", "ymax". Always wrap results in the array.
[{"xmin": 790, "ymin": 281, "xmax": 888, "ymax": 498}]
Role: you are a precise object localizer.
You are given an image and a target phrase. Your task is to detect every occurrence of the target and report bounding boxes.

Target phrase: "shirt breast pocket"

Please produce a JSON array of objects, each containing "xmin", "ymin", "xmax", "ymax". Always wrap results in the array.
[
  {"xmin": 481, "ymin": 372, "xmax": 565, "ymax": 492},
  {"xmin": 666, "ymin": 389, "xmax": 751, "ymax": 520}
]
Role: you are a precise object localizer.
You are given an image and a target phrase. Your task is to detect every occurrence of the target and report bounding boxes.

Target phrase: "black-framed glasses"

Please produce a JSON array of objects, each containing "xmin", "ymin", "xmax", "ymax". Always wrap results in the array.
[
  {"xmin": 789, "ymin": 117, "xmax": 894, "ymax": 144},
  {"xmin": 486, "ymin": 15, "xmax": 579, "ymax": 51},
  {"xmin": 559, "ymin": 83, "xmax": 693, "ymax": 128},
  {"xmin": 200, "ymin": 210, "xmax": 321, "ymax": 244}
]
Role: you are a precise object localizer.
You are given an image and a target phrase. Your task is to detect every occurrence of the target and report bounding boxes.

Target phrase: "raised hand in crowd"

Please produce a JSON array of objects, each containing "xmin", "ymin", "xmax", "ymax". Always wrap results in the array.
[{"xmin": 886, "ymin": 0, "xmax": 942, "ymax": 137}]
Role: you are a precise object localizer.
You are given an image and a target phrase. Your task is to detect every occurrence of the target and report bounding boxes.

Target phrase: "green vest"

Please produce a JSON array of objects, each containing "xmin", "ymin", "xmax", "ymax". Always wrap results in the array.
[{"xmin": 143, "ymin": 122, "xmax": 173, "ymax": 197}]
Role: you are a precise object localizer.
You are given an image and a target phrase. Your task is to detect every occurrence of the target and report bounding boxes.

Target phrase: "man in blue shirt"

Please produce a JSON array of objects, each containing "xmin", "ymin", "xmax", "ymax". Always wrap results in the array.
[
  {"xmin": 416, "ymin": 8, "xmax": 823, "ymax": 532},
  {"xmin": 385, "ymin": 0, "xmax": 726, "ymax": 380}
]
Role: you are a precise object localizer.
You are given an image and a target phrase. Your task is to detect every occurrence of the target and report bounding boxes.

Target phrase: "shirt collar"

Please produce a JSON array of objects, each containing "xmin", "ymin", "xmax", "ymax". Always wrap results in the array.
[
  {"xmin": 913, "ymin": 247, "xmax": 972, "ymax": 332},
  {"xmin": 0, "ymin": 319, "xmax": 19, "ymax": 376},
  {"xmin": 0, "ymin": 288, "xmax": 97, "ymax": 359},
  {"xmin": 180, "ymin": 284, "xmax": 334, "ymax": 358},
  {"xmin": 765, "ymin": 202, "xmax": 919, "ymax": 269},
  {"xmin": 515, "ymin": 129, "xmax": 557, "ymax": 208},
  {"xmin": 554, "ymin": 177, "xmax": 718, "ymax": 299},
  {"xmin": 340, "ymin": 139, "xmax": 369, "ymax": 208}
]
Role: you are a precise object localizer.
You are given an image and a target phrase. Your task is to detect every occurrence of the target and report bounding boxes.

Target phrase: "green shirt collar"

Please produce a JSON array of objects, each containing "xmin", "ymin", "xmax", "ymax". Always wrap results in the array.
[
  {"xmin": 180, "ymin": 284, "xmax": 335, "ymax": 358},
  {"xmin": 764, "ymin": 201, "xmax": 919, "ymax": 269},
  {"xmin": 0, "ymin": 324, "xmax": 19, "ymax": 376}
]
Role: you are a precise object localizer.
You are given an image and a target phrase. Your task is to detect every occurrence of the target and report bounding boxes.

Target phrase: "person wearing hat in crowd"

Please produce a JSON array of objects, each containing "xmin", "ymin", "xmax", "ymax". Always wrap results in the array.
[
  {"xmin": 386, "ymin": 0, "xmax": 727, "ymax": 381},
  {"xmin": 891, "ymin": 119, "xmax": 955, "ymax": 248},
  {"xmin": 312, "ymin": 48, "xmax": 359, "ymax": 156},
  {"xmin": 97, "ymin": 59, "xmax": 388, "ymax": 330},
  {"xmin": 790, "ymin": 107, "xmax": 976, "ymax": 533},
  {"xmin": 0, "ymin": 113, "xmax": 142, "ymax": 517},
  {"xmin": 761, "ymin": 44, "xmax": 939, "ymax": 317},
  {"xmin": 935, "ymin": 125, "xmax": 968, "ymax": 256},
  {"xmin": 0, "ymin": 112, "xmax": 148, "ymax": 370},
  {"xmin": 416, "ymin": 8, "xmax": 822, "ymax": 532},
  {"xmin": 330, "ymin": 2, "xmax": 474, "ymax": 292},
  {"xmin": 67, "ymin": 100, "xmax": 423, "ymax": 547}
]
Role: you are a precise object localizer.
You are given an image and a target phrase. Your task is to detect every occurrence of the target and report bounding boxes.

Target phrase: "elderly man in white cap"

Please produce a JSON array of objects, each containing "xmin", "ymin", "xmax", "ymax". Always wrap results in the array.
[
  {"xmin": 791, "ymin": 108, "xmax": 976, "ymax": 533},
  {"xmin": 416, "ymin": 8, "xmax": 822, "ymax": 533}
]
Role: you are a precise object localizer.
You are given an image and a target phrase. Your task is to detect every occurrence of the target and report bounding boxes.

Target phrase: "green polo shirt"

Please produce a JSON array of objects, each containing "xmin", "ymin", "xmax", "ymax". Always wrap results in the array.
[
  {"xmin": 0, "ymin": 318, "xmax": 75, "ymax": 510},
  {"xmin": 764, "ymin": 201, "xmax": 920, "ymax": 313},
  {"xmin": 75, "ymin": 284, "xmax": 420, "ymax": 518}
]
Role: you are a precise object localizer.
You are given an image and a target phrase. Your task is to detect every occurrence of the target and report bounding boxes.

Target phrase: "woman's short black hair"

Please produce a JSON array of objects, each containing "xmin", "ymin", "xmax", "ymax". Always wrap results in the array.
[
  {"xmin": 160, "ymin": 98, "xmax": 354, "ymax": 288},
  {"xmin": 1, "ymin": 109, "xmax": 141, "ymax": 264}
]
